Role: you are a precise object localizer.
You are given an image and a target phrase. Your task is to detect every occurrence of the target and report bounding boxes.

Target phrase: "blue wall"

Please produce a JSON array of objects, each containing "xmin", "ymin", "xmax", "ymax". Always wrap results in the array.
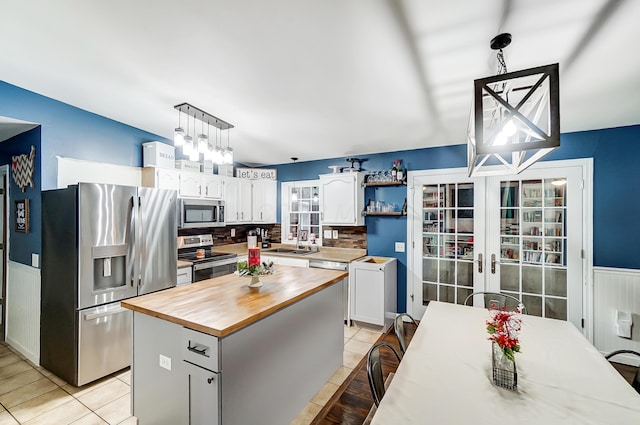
[
  {"xmin": 0, "ymin": 127, "xmax": 42, "ymax": 265},
  {"xmin": 0, "ymin": 81, "xmax": 171, "ymax": 191},
  {"xmin": 271, "ymin": 124, "xmax": 640, "ymax": 312},
  {"xmin": 1, "ymin": 81, "xmax": 639, "ymax": 310}
]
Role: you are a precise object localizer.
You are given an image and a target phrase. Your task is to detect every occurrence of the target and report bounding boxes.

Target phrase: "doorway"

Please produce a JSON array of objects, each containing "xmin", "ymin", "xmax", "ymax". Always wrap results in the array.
[
  {"xmin": 0, "ymin": 165, "xmax": 7, "ymax": 341},
  {"xmin": 407, "ymin": 159, "xmax": 592, "ymax": 333}
]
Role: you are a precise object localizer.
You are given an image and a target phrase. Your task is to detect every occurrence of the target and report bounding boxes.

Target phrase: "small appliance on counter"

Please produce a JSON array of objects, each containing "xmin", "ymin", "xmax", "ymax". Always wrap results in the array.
[{"xmin": 178, "ymin": 234, "xmax": 237, "ymax": 282}]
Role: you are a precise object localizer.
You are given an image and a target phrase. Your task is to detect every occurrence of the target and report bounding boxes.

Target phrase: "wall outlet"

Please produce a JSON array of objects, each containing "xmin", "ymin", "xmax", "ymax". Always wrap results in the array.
[
  {"xmin": 332, "ymin": 230, "xmax": 339, "ymax": 239},
  {"xmin": 231, "ymin": 228, "xmax": 236, "ymax": 237},
  {"xmin": 324, "ymin": 230, "xmax": 332, "ymax": 239},
  {"xmin": 159, "ymin": 354, "xmax": 172, "ymax": 371},
  {"xmin": 395, "ymin": 242, "xmax": 405, "ymax": 253}
]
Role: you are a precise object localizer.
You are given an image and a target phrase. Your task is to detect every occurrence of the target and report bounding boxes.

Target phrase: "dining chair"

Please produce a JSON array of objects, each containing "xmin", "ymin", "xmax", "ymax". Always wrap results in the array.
[
  {"xmin": 463, "ymin": 291, "xmax": 527, "ymax": 314},
  {"xmin": 605, "ymin": 349, "xmax": 640, "ymax": 394},
  {"xmin": 366, "ymin": 341, "xmax": 402, "ymax": 407},
  {"xmin": 394, "ymin": 313, "xmax": 418, "ymax": 355}
]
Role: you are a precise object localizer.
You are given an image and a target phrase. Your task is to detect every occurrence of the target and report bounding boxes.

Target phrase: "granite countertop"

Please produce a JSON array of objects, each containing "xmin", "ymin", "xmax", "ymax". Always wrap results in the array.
[
  {"xmin": 214, "ymin": 243, "xmax": 366, "ymax": 263},
  {"xmin": 121, "ymin": 265, "xmax": 347, "ymax": 338}
]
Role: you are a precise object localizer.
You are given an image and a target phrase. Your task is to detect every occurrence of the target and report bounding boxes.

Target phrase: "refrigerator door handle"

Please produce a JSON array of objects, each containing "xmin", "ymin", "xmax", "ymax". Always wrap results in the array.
[
  {"xmin": 138, "ymin": 195, "xmax": 145, "ymax": 288},
  {"xmin": 129, "ymin": 196, "xmax": 137, "ymax": 287}
]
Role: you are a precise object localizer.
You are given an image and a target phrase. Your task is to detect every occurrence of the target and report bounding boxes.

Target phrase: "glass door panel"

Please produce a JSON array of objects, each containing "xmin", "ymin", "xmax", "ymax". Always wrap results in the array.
[
  {"xmin": 488, "ymin": 167, "xmax": 581, "ymax": 327},
  {"xmin": 420, "ymin": 181, "xmax": 479, "ymax": 309}
]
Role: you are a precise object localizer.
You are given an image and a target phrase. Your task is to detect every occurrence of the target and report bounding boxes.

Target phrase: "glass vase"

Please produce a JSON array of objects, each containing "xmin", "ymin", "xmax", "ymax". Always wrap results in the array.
[{"xmin": 491, "ymin": 341, "xmax": 517, "ymax": 390}]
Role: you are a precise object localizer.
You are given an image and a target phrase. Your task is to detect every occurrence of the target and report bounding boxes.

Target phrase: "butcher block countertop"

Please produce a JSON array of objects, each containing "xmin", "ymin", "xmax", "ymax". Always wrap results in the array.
[
  {"xmin": 121, "ymin": 265, "xmax": 347, "ymax": 338},
  {"xmin": 177, "ymin": 260, "xmax": 192, "ymax": 268}
]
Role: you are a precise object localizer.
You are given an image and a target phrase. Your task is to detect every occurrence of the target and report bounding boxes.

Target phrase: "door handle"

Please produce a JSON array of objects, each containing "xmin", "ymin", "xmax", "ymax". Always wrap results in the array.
[
  {"xmin": 491, "ymin": 254, "xmax": 497, "ymax": 274},
  {"xmin": 477, "ymin": 253, "xmax": 483, "ymax": 273}
]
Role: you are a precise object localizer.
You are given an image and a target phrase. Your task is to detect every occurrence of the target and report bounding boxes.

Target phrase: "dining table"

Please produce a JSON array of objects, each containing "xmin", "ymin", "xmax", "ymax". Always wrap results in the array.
[{"xmin": 370, "ymin": 301, "xmax": 640, "ymax": 424}]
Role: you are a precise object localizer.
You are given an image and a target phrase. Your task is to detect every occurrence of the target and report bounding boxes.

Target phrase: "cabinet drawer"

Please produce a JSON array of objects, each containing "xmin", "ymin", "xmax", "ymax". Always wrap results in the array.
[{"xmin": 182, "ymin": 328, "xmax": 219, "ymax": 372}]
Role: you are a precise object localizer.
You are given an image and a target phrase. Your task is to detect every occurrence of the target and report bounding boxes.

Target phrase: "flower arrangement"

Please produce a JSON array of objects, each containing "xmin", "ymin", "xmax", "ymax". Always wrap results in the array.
[
  {"xmin": 237, "ymin": 260, "xmax": 274, "ymax": 277},
  {"xmin": 486, "ymin": 308, "xmax": 522, "ymax": 361}
]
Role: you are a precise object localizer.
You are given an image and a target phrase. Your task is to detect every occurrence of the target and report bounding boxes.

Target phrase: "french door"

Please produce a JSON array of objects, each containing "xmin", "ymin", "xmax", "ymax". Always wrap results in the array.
[{"xmin": 408, "ymin": 160, "xmax": 589, "ymax": 330}]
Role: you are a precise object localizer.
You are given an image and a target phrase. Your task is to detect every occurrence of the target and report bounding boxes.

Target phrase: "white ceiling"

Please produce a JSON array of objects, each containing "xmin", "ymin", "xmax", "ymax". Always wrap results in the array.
[{"xmin": 1, "ymin": 0, "xmax": 638, "ymax": 166}]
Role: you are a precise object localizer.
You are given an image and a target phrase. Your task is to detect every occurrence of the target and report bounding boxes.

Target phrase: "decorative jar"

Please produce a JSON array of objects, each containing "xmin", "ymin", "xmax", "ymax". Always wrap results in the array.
[{"xmin": 491, "ymin": 341, "xmax": 517, "ymax": 390}]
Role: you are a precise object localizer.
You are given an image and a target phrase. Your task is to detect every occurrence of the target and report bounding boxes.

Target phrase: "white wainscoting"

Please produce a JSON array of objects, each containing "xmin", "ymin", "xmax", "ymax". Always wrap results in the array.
[
  {"xmin": 593, "ymin": 267, "xmax": 640, "ymax": 366},
  {"xmin": 6, "ymin": 261, "xmax": 41, "ymax": 365}
]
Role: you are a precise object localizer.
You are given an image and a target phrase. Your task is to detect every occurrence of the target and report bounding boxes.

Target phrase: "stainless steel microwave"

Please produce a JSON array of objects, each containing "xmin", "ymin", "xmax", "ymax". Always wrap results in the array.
[{"xmin": 178, "ymin": 199, "xmax": 225, "ymax": 228}]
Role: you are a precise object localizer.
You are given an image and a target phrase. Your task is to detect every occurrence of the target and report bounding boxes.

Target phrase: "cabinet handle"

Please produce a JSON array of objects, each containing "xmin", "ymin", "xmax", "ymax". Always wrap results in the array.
[
  {"xmin": 477, "ymin": 253, "xmax": 483, "ymax": 273},
  {"xmin": 207, "ymin": 377, "xmax": 215, "ymax": 384},
  {"xmin": 491, "ymin": 254, "xmax": 497, "ymax": 274},
  {"xmin": 187, "ymin": 343, "xmax": 209, "ymax": 357},
  {"xmin": 205, "ymin": 186, "xmax": 208, "ymax": 196}
]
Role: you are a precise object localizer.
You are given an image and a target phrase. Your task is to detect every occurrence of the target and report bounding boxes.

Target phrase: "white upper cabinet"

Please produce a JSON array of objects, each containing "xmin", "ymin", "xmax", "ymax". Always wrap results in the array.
[
  {"xmin": 202, "ymin": 175, "xmax": 223, "ymax": 199},
  {"xmin": 224, "ymin": 177, "xmax": 253, "ymax": 223},
  {"xmin": 142, "ymin": 167, "xmax": 180, "ymax": 192},
  {"xmin": 319, "ymin": 172, "xmax": 365, "ymax": 226},
  {"xmin": 252, "ymin": 180, "xmax": 277, "ymax": 223},
  {"xmin": 179, "ymin": 172, "xmax": 202, "ymax": 197}
]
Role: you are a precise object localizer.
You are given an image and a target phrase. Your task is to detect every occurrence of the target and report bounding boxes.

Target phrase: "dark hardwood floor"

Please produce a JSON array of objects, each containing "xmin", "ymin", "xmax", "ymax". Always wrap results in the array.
[{"xmin": 313, "ymin": 322, "xmax": 638, "ymax": 425}]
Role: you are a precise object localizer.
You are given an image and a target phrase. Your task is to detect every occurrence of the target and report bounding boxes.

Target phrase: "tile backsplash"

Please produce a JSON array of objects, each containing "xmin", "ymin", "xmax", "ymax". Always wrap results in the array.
[{"xmin": 178, "ymin": 224, "xmax": 366, "ymax": 249}]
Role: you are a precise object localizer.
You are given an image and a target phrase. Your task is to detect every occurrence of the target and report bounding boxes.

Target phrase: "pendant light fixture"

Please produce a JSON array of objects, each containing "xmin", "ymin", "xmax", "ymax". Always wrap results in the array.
[
  {"xmin": 291, "ymin": 157, "xmax": 298, "ymax": 202},
  {"xmin": 173, "ymin": 103, "xmax": 234, "ymax": 163},
  {"xmin": 182, "ymin": 106, "xmax": 194, "ymax": 157},
  {"xmin": 197, "ymin": 112, "xmax": 208, "ymax": 155},
  {"xmin": 223, "ymin": 128, "xmax": 234, "ymax": 165},
  {"xmin": 467, "ymin": 33, "xmax": 560, "ymax": 177},
  {"xmin": 188, "ymin": 113, "xmax": 199, "ymax": 161},
  {"xmin": 174, "ymin": 109, "xmax": 185, "ymax": 147}
]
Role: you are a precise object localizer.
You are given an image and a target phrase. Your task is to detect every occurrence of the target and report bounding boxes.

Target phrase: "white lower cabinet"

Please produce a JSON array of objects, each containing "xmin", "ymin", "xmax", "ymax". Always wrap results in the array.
[
  {"xmin": 177, "ymin": 266, "xmax": 193, "ymax": 286},
  {"xmin": 349, "ymin": 257, "xmax": 397, "ymax": 330}
]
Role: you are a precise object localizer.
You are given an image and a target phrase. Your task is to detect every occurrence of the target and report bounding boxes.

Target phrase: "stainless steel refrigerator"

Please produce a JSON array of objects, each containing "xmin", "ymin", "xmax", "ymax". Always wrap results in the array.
[{"xmin": 41, "ymin": 183, "xmax": 177, "ymax": 386}]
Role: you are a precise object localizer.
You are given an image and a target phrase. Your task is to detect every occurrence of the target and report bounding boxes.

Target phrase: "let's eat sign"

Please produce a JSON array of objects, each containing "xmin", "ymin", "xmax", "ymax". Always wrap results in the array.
[{"xmin": 236, "ymin": 168, "xmax": 277, "ymax": 180}]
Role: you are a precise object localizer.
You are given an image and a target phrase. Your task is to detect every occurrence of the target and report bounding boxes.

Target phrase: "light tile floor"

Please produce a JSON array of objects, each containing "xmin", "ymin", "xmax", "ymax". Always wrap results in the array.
[{"xmin": 0, "ymin": 323, "xmax": 382, "ymax": 425}]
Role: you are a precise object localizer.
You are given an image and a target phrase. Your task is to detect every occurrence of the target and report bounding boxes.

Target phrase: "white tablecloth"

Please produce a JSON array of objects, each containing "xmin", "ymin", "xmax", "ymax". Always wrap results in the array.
[{"xmin": 371, "ymin": 302, "xmax": 640, "ymax": 424}]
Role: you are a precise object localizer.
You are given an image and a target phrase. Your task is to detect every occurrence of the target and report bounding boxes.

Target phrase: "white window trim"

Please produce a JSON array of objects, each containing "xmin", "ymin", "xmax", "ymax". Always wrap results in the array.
[{"xmin": 280, "ymin": 179, "xmax": 322, "ymax": 246}]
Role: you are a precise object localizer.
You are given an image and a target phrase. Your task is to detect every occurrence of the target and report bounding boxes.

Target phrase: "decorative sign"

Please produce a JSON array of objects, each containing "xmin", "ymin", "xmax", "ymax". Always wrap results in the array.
[
  {"xmin": 12, "ymin": 145, "xmax": 36, "ymax": 192},
  {"xmin": 15, "ymin": 199, "xmax": 29, "ymax": 233},
  {"xmin": 236, "ymin": 168, "xmax": 277, "ymax": 180}
]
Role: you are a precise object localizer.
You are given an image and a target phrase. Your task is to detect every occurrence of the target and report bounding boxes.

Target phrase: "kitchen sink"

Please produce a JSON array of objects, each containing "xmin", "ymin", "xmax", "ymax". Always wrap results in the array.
[{"xmin": 264, "ymin": 248, "xmax": 313, "ymax": 255}]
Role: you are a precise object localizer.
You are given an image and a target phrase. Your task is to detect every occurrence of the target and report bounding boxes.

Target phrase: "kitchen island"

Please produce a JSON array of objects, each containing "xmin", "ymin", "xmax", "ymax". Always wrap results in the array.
[{"xmin": 121, "ymin": 265, "xmax": 347, "ymax": 425}]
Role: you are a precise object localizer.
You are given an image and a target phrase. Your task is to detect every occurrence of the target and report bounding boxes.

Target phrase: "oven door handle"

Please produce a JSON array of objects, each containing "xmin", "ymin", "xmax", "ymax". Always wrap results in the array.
[{"xmin": 193, "ymin": 257, "xmax": 238, "ymax": 271}]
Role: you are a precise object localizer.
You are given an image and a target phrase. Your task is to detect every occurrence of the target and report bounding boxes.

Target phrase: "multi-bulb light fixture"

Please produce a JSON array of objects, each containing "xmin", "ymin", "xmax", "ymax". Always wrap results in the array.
[{"xmin": 173, "ymin": 103, "xmax": 234, "ymax": 165}]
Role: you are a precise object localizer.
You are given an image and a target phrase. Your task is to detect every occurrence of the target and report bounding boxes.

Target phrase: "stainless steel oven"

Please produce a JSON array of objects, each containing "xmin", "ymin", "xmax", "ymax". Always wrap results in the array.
[
  {"xmin": 178, "ymin": 234, "xmax": 237, "ymax": 282},
  {"xmin": 178, "ymin": 199, "xmax": 225, "ymax": 228}
]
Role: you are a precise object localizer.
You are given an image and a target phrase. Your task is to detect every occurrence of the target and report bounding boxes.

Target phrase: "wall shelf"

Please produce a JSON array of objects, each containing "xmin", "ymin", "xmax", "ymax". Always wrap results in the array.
[
  {"xmin": 364, "ymin": 180, "xmax": 406, "ymax": 188},
  {"xmin": 363, "ymin": 211, "xmax": 406, "ymax": 217}
]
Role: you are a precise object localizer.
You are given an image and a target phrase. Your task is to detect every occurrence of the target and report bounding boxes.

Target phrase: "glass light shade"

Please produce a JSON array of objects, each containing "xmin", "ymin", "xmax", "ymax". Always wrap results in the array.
[
  {"xmin": 189, "ymin": 147, "xmax": 199, "ymax": 161},
  {"xmin": 223, "ymin": 147, "xmax": 233, "ymax": 165},
  {"xmin": 213, "ymin": 147, "xmax": 224, "ymax": 165},
  {"xmin": 174, "ymin": 127, "xmax": 185, "ymax": 147},
  {"xmin": 182, "ymin": 135, "xmax": 193, "ymax": 156},
  {"xmin": 197, "ymin": 134, "xmax": 208, "ymax": 154}
]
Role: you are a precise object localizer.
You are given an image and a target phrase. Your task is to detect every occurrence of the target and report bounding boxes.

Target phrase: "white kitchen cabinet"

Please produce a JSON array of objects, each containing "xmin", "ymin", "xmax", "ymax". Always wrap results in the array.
[
  {"xmin": 180, "ymin": 172, "xmax": 202, "ymax": 197},
  {"xmin": 202, "ymin": 175, "xmax": 223, "ymax": 199},
  {"xmin": 142, "ymin": 167, "xmax": 181, "ymax": 192},
  {"xmin": 319, "ymin": 172, "xmax": 365, "ymax": 226},
  {"xmin": 177, "ymin": 266, "xmax": 193, "ymax": 286},
  {"xmin": 349, "ymin": 257, "xmax": 397, "ymax": 330},
  {"xmin": 252, "ymin": 180, "xmax": 277, "ymax": 223},
  {"xmin": 223, "ymin": 177, "xmax": 276, "ymax": 224}
]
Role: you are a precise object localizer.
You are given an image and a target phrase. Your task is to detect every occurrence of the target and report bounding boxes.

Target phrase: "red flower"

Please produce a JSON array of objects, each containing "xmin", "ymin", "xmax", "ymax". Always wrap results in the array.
[{"xmin": 486, "ymin": 307, "xmax": 522, "ymax": 361}]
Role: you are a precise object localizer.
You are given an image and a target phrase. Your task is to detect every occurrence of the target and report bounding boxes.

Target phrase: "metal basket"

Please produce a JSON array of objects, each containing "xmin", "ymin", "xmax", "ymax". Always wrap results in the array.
[{"xmin": 491, "ymin": 342, "xmax": 518, "ymax": 390}]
